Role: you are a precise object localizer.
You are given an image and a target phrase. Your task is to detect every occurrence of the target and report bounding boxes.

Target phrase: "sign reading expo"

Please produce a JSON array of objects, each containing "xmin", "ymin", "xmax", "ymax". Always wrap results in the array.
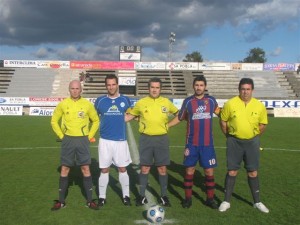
[{"xmin": 119, "ymin": 45, "xmax": 141, "ymax": 61}]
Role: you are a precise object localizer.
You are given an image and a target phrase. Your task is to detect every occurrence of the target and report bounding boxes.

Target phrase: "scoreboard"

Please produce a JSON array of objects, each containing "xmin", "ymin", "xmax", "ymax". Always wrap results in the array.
[{"xmin": 119, "ymin": 45, "xmax": 141, "ymax": 61}]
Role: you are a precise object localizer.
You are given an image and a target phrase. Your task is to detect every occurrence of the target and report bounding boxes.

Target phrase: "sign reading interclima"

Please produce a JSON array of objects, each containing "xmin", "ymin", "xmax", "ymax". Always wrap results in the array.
[{"xmin": 4, "ymin": 60, "xmax": 37, "ymax": 68}]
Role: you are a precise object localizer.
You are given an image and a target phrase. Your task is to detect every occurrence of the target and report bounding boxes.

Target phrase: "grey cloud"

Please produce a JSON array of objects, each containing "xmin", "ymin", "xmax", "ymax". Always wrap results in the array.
[{"xmin": 0, "ymin": 0, "xmax": 298, "ymax": 60}]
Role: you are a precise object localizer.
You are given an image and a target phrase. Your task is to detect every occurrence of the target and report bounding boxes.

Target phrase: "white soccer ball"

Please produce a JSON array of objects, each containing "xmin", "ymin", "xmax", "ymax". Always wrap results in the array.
[{"xmin": 146, "ymin": 205, "xmax": 165, "ymax": 223}]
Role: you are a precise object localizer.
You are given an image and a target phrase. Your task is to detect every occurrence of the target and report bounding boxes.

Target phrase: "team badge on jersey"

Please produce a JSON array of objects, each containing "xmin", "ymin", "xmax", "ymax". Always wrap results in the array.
[
  {"xmin": 78, "ymin": 111, "xmax": 84, "ymax": 118},
  {"xmin": 161, "ymin": 106, "xmax": 168, "ymax": 113},
  {"xmin": 108, "ymin": 105, "xmax": 119, "ymax": 112},
  {"xmin": 196, "ymin": 105, "xmax": 207, "ymax": 113}
]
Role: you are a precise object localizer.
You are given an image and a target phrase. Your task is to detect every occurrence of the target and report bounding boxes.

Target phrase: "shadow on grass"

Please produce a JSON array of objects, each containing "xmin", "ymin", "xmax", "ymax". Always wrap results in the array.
[
  {"xmin": 55, "ymin": 158, "xmax": 100, "ymax": 201},
  {"xmin": 167, "ymin": 160, "xmax": 252, "ymax": 207},
  {"xmin": 91, "ymin": 158, "xmax": 141, "ymax": 203},
  {"xmin": 55, "ymin": 157, "xmax": 252, "ymax": 207}
]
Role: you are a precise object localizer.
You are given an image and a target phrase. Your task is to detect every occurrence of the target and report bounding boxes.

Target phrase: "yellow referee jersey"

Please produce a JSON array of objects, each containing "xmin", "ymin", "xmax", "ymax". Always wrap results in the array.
[
  {"xmin": 130, "ymin": 96, "xmax": 178, "ymax": 135},
  {"xmin": 221, "ymin": 96, "xmax": 268, "ymax": 139},
  {"xmin": 51, "ymin": 97, "xmax": 99, "ymax": 139}
]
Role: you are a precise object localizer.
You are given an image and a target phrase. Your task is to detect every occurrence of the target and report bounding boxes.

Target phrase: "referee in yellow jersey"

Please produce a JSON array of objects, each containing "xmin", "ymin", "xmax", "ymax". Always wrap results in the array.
[
  {"xmin": 50, "ymin": 80, "xmax": 99, "ymax": 210},
  {"xmin": 126, "ymin": 77, "xmax": 178, "ymax": 207},
  {"xmin": 218, "ymin": 78, "xmax": 269, "ymax": 213}
]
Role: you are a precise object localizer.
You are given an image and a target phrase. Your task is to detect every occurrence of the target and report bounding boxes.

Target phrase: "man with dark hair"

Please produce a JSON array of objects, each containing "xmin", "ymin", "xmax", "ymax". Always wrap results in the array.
[
  {"xmin": 126, "ymin": 77, "xmax": 178, "ymax": 207},
  {"xmin": 51, "ymin": 80, "xmax": 100, "ymax": 211},
  {"xmin": 94, "ymin": 74, "xmax": 132, "ymax": 207},
  {"xmin": 218, "ymin": 77, "xmax": 269, "ymax": 213},
  {"xmin": 168, "ymin": 75, "xmax": 220, "ymax": 209}
]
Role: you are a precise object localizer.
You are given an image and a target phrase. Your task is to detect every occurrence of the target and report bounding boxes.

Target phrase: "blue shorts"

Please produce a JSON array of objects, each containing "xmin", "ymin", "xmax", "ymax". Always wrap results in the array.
[{"xmin": 183, "ymin": 144, "xmax": 217, "ymax": 169}]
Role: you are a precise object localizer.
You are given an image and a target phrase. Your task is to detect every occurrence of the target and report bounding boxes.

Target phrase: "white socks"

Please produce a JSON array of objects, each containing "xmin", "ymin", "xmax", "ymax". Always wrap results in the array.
[
  {"xmin": 98, "ymin": 172, "xmax": 109, "ymax": 199},
  {"xmin": 98, "ymin": 171, "xmax": 130, "ymax": 198},
  {"xmin": 119, "ymin": 171, "xmax": 130, "ymax": 198}
]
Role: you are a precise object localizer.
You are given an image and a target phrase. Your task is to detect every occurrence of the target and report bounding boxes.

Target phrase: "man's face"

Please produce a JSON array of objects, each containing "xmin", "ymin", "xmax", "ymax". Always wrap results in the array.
[
  {"xmin": 106, "ymin": 78, "xmax": 118, "ymax": 97},
  {"xmin": 69, "ymin": 80, "xmax": 82, "ymax": 100},
  {"xmin": 193, "ymin": 81, "xmax": 206, "ymax": 97},
  {"xmin": 149, "ymin": 82, "xmax": 161, "ymax": 99},
  {"xmin": 239, "ymin": 84, "xmax": 253, "ymax": 102}
]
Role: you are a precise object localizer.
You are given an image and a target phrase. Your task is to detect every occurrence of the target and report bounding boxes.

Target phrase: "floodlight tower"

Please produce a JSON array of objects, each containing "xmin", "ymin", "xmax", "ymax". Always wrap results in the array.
[
  {"xmin": 168, "ymin": 32, "xmax": 176, "ymax": 62},
  {"xmin": 168, "ymin": 32, "xmax": 176, "ymax": 95}
]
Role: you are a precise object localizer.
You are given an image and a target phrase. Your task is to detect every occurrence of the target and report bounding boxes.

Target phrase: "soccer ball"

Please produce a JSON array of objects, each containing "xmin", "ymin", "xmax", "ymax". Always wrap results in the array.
[{"xmin": 146, "ymin": 205, "xmax": 165, "ymax": 223}]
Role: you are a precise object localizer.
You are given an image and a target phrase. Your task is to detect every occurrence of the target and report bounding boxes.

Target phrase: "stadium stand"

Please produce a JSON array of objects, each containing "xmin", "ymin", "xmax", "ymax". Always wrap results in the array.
[
  {"xmin": 1, "ymin": 68, "xmax": 299, "ymax": 99},
  {"xmin": 51, "ymin": 69, "xmax": 80, "ymax": 97},
  {"xmin": 135, "ymin": 70, "xmax": 187, "ymax": 97},
  {"xmin": 4, "ymin": 68, "xmax": 56, "ymax": 97},
  {"xmin": 1, "ymin": 68, "xmax": 78, "ymax": 97},
  {"xmin": 236, "ymin": 71, "xmax": 296, "ymax": 99},
  {"xmin": 189, "ymin": 70, "xmax": 240, "ymax": 98},
  {"xmin": 0, "ymin": 68, "xmax": 15, "ymax": 94},
  {"xmin": 284, "ymin": 71, "xmax": 300, "ymax": 97},
  {"xmin": 81, "ymin": 69, "xmax": 188, "ymax": 98},
  {"xmin": 81, "ymin": 70, "xmax": 116, "ymax": 97}
]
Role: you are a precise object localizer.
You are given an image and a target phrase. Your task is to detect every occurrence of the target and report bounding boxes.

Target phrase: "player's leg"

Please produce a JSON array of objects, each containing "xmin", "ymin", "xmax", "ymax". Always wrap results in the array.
[
  {"xmin": 51, "ymin": 136, "xmax": 74, "ymax": 211},
  {"xmin": 182, "ymin": 145, "xmax": 198, "ymax": 208},
  {"xmin": 245, "ymin": 137, "xmax": 269, "ymax": 213},
  {"xmin": 182, "ymin": 166, "xmax": 195, "ymax": 208},
  {"xmin": 77, "ymin": 136, "xmax": 98, "ymax": 210},
  {"xmin": 80, "ymin": 165, "xmax": 98, "ymax": 210},
  {"xmin": 136, "ymin": 165, "xmax": 150, "ymax": 206},
  {"xmin": 157, "ymin": 165, "xmax": 170, "ymax": 206},
  {"xmin": 248, "ymin": 170, "xmax": 259, "ymax": 202},
  {"xmin": 81, "ymin": 165, "xmax": 92, "ymax": 200},
  {"xmin": 136, "ymin": 134, "xmax": 152, "ymax": 206},
  {"xmin": 199, "ymin": 146, "xmax": 218, "ymax": 209},
  {"xmin": 98, "ymin": 138, "xmax": 113, "ymax": 206},
  {"xmin": 98, "ymin": 168, "xmax": 109, "ymax": 206},
  {"xmin": 203, "ymin": 168, "xmax": 218, "ymax": 209},
  {"xmin": 248, "ymin": 170, "xmax": 269, "ymax": 213},
  {"xmin": 118, "ymin": 167, "xmax": 131, "ymax": 206},
  {"xmin": 224, "ymin": 136, "xmax": 242, "ymax": 202},
  {"xmin": 219, "ymin": 136, "xmax": 242, "ymax": 212},
  {"xmin": 154, "ymin": 135, "xmax": 171, "ymax": 207},
  {"xmin": 224, "ymin": 170, "xmax": 238, "ymax": 199},
  {"xmin": 59, "ymin": 166, "xmax": 71, "ymax": 202},
  {"xmin": 113, "ymin": 141, "xmax": 132, "ymax": 205},
  {"xmin": 245, "ymin": 136, "xmax": 261, "ymax": 203},
  {"xmin": 140, "ymin": 166, "xmax": 151, "ymax": 196}
]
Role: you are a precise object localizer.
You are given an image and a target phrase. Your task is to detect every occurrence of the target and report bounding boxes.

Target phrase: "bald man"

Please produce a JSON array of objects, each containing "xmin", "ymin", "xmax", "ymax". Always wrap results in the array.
[{"xmin": 51, "ymin": 80, "xmax": 100, "ymax": 210}]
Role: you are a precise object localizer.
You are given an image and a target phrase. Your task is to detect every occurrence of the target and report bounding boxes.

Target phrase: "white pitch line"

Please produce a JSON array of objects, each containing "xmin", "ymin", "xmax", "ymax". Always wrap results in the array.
[
  {"xmin": 134, "ymin": 219, "xmax": 178, "ymax": 224},
  {"xmin": 0, "ymin": 147, "xmax": 57, "ymax": 150},
  {"xmin": 170, "ymin": 146, "xmax": 300, "ymax": 152},
  {"xmin": 0, "ymin": 145, "xmax": 299, "ymax": 152},
  {"xmin": 127, "ymin": 123, "xmax": 177, "ymax": 224},
  {"xmin": 126, "ymin": 122, "xmax": 140, "ymax": 165}
]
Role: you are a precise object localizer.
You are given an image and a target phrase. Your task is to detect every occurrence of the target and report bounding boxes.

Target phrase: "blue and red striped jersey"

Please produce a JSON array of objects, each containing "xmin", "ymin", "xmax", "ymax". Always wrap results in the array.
[{"xmin": 178, "ymin": 95, "xmax": 219, "ymax": 147}]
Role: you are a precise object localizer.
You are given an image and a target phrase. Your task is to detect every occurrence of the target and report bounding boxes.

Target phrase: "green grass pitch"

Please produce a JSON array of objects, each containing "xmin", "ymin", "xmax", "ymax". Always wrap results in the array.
[{"xmin": 0, "ymin": 116, "xmax": 299, "ymax": 225}]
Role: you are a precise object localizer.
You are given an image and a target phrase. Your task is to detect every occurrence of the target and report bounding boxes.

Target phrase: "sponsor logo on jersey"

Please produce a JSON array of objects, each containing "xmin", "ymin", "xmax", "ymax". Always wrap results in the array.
[{"xmin": 192, "ymin": 105, "xmax": 211, "ymax": 120}]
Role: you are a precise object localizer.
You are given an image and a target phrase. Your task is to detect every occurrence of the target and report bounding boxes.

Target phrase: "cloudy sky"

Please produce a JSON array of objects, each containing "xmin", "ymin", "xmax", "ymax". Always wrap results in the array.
[{"xmin": 0, "ymin": 0, "xmax": 299, "ymax": 63}]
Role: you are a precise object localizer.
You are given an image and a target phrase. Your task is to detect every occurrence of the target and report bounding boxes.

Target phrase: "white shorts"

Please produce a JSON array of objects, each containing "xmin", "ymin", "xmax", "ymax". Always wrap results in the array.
[{"xmin": 98, "ymin": 138, "xmax": 132, "ymax": 168}]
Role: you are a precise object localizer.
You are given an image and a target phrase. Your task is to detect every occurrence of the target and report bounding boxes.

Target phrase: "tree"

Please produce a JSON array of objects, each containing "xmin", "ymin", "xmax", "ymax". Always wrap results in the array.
[
  {"xmin": 241, "ymin": 47, "xmax": 267, "ymax": 63},
  {"xmin": 183, "ymin": 51, "xmax": 203, "ymax": 62}
]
